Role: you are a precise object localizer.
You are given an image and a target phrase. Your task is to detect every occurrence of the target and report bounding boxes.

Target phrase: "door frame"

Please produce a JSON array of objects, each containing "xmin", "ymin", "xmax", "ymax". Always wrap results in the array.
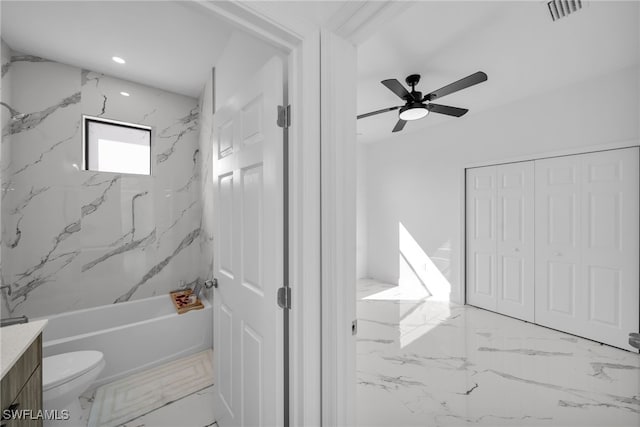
[
  {"xmin": 461, "ymin": 139, "xmax": 640, "ymax": 318},
  {"xmin": 195, "ymin": 2, "xmax": 322, "ymax": 424},
  {"xmin": 191, "ymin": 1, "xmax": 365, "ymax": 425},
  {"xmin": 195, "ymin": 1, "xmax": 411, "ymax": 424}
]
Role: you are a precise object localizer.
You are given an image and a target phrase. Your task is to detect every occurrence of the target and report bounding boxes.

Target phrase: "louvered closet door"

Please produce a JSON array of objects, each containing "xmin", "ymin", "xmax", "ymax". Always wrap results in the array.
[
  {"xmin": 466, "ymin": 166, "xmax": 498, "ymax": 311},
  {"xmin": 496, "ymin": 162, "xmax": 534, "ymax": 322},
  {"xmin": 535, "ymin": 148, "xmax": 639, "ymax": 351}
]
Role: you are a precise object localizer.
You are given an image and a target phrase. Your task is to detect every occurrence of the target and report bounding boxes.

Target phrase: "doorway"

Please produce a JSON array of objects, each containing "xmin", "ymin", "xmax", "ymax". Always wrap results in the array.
[{"xmin": 0, "ymin": 1, "xmax": 298, "ymax": 425}]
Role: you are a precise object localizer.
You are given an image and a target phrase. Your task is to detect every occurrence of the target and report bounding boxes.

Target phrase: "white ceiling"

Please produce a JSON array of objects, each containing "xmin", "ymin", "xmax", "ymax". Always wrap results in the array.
[
  {"xmin": 357, "ymin": 1, "xmax": 640, "ymax": 144},
  {"xmin": 3, "ymin": 1, "xmax": 637, "ymax": 121},
  {"xmin": 241, "ymin": 0, "xmax": 349, "ymax": 37},
  {"xmin": 1, "ymin": 1, "xmax": 237, "ymax": 98}
]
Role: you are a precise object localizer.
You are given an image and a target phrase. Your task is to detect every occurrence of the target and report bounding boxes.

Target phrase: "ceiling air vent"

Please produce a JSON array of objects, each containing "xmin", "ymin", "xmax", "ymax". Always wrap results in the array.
[{"xmin": 547, "ymin": 0, "xmax": 584, "ymax": 21}]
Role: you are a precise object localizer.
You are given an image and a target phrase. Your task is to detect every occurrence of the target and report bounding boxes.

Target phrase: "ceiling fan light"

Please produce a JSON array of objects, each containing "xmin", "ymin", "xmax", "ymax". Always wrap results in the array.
[{"xmin": 399, "ymin": 104, "xmax": 429, "ymax": 121}]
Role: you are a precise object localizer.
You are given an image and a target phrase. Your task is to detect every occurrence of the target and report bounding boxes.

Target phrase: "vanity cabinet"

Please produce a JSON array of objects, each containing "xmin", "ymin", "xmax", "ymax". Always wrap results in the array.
[{"xmin": 1, "ymin": 334, "xmax": 42, "ymax": 427}]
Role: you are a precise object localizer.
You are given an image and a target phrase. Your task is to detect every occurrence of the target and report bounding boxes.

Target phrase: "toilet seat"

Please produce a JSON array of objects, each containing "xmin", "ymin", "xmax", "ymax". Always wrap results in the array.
[{"xmin": 43, "ymin": 351, "xmax": 104, "ymax": 392}]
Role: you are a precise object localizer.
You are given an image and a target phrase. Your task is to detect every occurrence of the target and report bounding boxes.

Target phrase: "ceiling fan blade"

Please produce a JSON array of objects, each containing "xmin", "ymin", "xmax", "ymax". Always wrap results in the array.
[
  {"xmin": 357, "ymin": 106, "xmax": 401, "ymax": 120},
  {"xmin": 424, "ymin": 71, "xmax": 487, "ymax": 101},
  {"xmin": 381, "ymin": 79, "xmax": 412, "ymax": 101},
  {"xmin": 427, "ymin": 103, "xmax": 469, "ymax": 117},
  {"xmin": 392, "ymin": 119, "xmax": 407, "ymax": 133}
]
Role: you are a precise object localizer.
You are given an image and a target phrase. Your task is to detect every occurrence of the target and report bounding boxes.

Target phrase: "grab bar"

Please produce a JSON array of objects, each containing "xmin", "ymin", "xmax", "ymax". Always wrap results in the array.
[{"xmin": 1, "ymin": 315, "xmax": 28, "ymax": 327}]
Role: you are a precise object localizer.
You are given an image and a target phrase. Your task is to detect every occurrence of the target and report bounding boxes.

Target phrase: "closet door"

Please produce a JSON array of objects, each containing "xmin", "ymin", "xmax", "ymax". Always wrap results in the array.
[
  {"xmin": 466, "ymin": 166, "xmax": 498, "ymax": 311},
  {"xmin": 535, "ymin": 148, "xmax": 639, "ymax": 350},
  {"xmin": 534, "ymin": 155, "xmax": 582, "ymax": 334},
  {"xmin": 496, "ymin": 162, "xmax": 534, "ymax": 321}
]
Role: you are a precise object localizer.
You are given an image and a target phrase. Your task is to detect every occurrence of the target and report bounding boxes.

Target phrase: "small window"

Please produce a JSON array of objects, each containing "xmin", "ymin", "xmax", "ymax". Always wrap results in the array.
[{"xmin": 83, "ymin": 116, "xmax": 151, "ymax": 175}]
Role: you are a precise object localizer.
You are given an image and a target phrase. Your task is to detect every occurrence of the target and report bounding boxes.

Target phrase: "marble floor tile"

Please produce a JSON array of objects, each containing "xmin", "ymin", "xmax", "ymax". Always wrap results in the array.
[
  {"xmin": 356, "ymin": 279, "xmax": 640, "ymax": 427},
  {"xmin": 80, "ymin": 386, "xmax": 216, "ymax": 427},
  {"xmin": 119, "ymin": 386, "xmax": 217, "ymax": 427}
]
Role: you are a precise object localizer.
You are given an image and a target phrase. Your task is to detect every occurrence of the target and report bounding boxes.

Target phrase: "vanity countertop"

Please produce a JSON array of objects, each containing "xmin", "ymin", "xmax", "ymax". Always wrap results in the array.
[{"xmin": 0, "ymin": 319, "xmax": 47, "ymax": 379}]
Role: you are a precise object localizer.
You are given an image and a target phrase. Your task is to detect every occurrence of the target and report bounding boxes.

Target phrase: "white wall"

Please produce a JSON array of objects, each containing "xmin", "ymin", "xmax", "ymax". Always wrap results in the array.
[
  {"xmin": 361, "ymin": 65, "xmax": 639, "ymax": 303},
  {"xmin": 214, "ymin": 30, "xmax": 282, "ymax": 110},
  {"xmin": 356, "ymin": 143, "xmax": 367, "ymax": 279}
]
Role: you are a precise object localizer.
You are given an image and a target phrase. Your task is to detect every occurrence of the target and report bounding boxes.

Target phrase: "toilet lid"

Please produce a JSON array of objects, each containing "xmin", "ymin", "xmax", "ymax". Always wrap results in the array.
[{"xmin": 43, "ymin": 351, "xmax": 104, "ymax": 391}]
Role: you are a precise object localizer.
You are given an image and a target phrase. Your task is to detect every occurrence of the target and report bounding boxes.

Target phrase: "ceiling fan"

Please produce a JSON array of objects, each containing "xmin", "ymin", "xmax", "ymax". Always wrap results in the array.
[{"xmin": 358, "ymin": 71, "xmax": 488, "ymax": 132}]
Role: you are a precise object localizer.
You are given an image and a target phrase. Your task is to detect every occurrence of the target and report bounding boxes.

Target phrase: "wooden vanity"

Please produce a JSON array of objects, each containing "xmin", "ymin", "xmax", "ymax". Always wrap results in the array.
[{"xmin": 0, "ymin": 320, "xmax": 47, "ymax": 427}]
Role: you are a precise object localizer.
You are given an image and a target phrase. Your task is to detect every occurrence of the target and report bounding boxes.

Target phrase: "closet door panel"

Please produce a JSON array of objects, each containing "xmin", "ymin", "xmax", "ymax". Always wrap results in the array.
[
  {"xmin": 496, "ymin": 162, "xmax": 534, "ymax": 321},
  {"xmin": 535, "ymin": 156, "xmax": 582, "ymax": 332},
  {"xmin": 580, "ymin": 148, "xmax": 639, "ymax": 350},
  {"xmin": 535, "ymin": 148, "xmax": 639, "ymax": 351},
  {"xmin": 466, "ymin": 166, "xmax": 497, "ymax": 311}
]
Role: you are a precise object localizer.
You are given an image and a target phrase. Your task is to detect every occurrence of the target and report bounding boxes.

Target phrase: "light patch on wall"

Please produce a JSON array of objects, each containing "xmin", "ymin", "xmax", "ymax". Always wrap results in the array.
[
  {"xmin": 362, "ymin": 223, "xmax": 454, "ymax": 348},
  {"xmin": 363, "ymin": 222, "xmax": 453, "ymax": 301},
  {"xmin": 399, "ymin": 222, "xmax": 452, "ymax": 301}
]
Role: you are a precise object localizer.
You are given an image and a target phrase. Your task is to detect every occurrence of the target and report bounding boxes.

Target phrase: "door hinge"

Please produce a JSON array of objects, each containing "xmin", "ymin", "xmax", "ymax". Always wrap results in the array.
[
  {"xmin": 277, "ymin": 105, "xmax": 291, "ymax": 129},
  {"xmin": 277, "ymin": 286, "xmax": 291, "ymax": 309}
]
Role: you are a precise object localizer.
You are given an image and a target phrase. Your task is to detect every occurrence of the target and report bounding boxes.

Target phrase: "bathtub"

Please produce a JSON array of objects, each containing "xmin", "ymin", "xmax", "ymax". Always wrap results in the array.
[{"xmin": 37, "ymin": 295, "xmax": 212, "ymax": 387}]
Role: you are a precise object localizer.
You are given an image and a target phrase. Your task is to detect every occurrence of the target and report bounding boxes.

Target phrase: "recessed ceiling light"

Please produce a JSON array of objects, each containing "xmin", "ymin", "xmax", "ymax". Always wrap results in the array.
[
  {"xmin": 120, "ymin": 92, "xmax": 130, "ymax": 97},
  {"xmin": 112, "ymin": 56, "xmax": 126, "ymax": 64}
]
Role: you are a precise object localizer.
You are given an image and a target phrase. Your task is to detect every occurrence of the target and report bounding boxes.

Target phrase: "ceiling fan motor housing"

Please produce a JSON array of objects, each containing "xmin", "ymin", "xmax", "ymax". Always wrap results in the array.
[{"xmin": 405, "ymin": 74, "xmax": 421, "ymax": 87}]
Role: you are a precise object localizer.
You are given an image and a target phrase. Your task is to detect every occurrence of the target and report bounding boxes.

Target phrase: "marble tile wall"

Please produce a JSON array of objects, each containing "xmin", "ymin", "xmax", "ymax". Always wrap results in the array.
[
  {"xmin": 0, "ymin": 43, "xmax": 205, "ymax": 318},
  {"xmin": 0, "ymin": 41, "xmax": 10, "ymax": 309},
  {"xmin": 197, "ymin": 72, "xmax": 214, "ymax": 298}
]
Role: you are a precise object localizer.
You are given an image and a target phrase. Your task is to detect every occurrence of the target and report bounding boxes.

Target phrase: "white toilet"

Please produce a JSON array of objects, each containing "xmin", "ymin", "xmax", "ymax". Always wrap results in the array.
[{"xmin": 43, "ymin": 351, "xmax": 105, "ymax": 426}]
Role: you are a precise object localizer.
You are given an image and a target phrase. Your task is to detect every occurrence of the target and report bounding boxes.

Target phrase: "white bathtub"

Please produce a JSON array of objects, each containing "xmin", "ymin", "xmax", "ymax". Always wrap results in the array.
[{"xmin": 37, "ymin": 295, "xmax": 212, "ymax": 387}]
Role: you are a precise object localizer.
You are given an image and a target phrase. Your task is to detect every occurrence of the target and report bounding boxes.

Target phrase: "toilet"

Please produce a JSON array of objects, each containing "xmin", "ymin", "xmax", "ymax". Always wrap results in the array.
[{"xmin": 43, "ymin": 351, "xmax": 105, "ymax": 426}]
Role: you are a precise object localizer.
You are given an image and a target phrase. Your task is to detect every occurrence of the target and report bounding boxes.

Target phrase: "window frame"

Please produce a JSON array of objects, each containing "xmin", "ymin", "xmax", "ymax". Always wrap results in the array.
[{"xmin": 82, "ymin": 115, "xmax": 153, "ymax": 176}]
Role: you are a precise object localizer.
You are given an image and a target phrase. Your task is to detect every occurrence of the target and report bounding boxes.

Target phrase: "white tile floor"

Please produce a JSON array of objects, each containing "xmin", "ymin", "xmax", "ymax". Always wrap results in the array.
[
  {"xmin": 81, "ymin": 386, "xmax": 217, "ymax": 427},
  {"xmin": 119, "ymin": 386, "xmax": 217, "ymax": 427},
  {"xmin": 356, "ymin": 279, "xmax": 640, "ymax": 427}
]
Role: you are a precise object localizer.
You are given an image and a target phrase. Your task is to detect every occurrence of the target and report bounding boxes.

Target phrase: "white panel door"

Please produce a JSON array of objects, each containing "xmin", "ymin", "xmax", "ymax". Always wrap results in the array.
[
  {"xmin": 535, "ymin": 148, "xmax": 639, "ymax": 350},
  {"xmin": 535, "ymin": 155, "xmax": 585, "ymax": 337},
  {"xmin": 466, "ymin": 166, "xmax": 498, "ymax": 311},
  {"xmin": 496, "ymin": 162, "xmax": 534, "ymax": 322},
  {"xmin": 213, "ymin": 57, "xmax": 284, "ymax": 426},
  {"xmin": 580, "ymin": 149, "xmax": 639, "ymax": 350}
]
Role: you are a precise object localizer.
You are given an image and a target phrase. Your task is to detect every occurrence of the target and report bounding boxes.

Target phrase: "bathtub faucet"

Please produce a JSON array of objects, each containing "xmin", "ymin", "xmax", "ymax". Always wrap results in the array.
[
  {"xmin": 191, "ymin": 281, "xmax": 204, "ymax": 300},
  {"xmin": 1, "ymin": 315, "xmax": 28, "ymax": 327}
]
